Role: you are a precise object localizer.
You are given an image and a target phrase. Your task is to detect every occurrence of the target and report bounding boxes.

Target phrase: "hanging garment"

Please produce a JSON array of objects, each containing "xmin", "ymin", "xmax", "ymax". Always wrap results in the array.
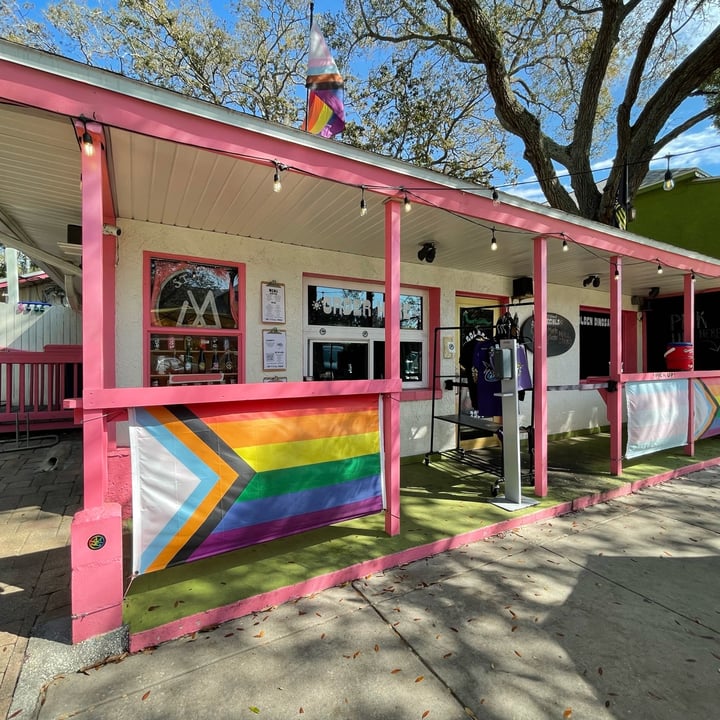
[{"xmin": 472, "ymin": 339, "xmax": 503, "ymax": 417}]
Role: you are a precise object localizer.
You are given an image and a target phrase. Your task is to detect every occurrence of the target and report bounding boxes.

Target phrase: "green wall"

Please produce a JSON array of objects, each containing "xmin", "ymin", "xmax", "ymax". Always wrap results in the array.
[{"xmin": 628, "ymin": 175, "xmax": 720, "ymax": 259}]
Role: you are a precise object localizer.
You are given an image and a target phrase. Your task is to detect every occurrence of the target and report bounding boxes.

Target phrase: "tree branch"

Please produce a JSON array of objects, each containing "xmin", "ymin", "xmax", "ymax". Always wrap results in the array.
[
  {"xmin": 651, "ymin": 106, "xmax": 718, "ymax": 155},
  {"xmin": 634, "ymin": 22, "xmax": 720, "ymax": 150},
  {"xmin": 447, "ymin": 0, "xmax": 578, "ymax": 213}
]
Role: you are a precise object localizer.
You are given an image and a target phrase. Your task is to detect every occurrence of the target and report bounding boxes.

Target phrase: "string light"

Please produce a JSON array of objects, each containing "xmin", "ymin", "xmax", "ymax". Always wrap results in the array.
[
  {"xmin": 492, "ymin": 188, "xmax": 500, "ymax": 206},
  {"xmin": 360, "ymin": 187, "xmax": 367, "ymax": 217},
  {"xmin": 145, "ymin": 139, "xmax": 704, "ymax": 282},
  {"xmin": 272, "ymin": 162, "xmax": 283, "ymax": 192},
  {"xmin": 663, "ymin": 156, "xmax": 674, "ymax": 192},
  {"xmin": 691, "ymin": 270, "xmax": 696, "ymax": 281},
  {"xmin": 79, "ymin": 118, "xmax": 94, "ymax": 157},
  {"xmin": 614, "ymin": 265, "xmax": 620, "ymax": 280}
]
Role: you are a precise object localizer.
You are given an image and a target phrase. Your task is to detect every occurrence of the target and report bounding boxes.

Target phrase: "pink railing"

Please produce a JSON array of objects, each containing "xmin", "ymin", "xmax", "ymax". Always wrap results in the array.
[{"xmin": 0, "ymin": 345, "xmax": 82, "ymax": 433}]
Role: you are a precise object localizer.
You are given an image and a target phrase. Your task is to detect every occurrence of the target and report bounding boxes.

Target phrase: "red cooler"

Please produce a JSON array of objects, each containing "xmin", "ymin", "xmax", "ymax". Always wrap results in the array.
[{"xmin": 664, "ymin": 342, "xmax": 694, "ymax": 371}]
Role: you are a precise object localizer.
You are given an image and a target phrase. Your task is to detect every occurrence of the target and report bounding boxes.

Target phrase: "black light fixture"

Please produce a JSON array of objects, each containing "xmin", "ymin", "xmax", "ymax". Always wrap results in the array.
[
  {"xmin": 491, "ymin": 187, "xmax": 500, "ymax": 206},
  {"xmin": 490, "ymin": 228, "xmax": 497, "ymax": 251},
  {"xmin": 657, "ymin": 263, "xmax": 663, "ymax": 274},
  {"xmin": 359, "ymin": 186, "xmax": 367, "ymax": 217},
  {"xmin": 562, "ymin": 238, "xmax": 569, "ymax": 252},
  {"xmin": 417, "ymin": 242, "xmax": 436, "ymax": 263},
  {"xmin": 648, "ymin": 286, "xmax": 660, "ymax": 299},
  {"xmin": 403, "ymin": 192, "xmax": 412, "ymax": 213},
  {"xmin": 583, "ymin": 274, "xmax": 600, "ymax": 288},
  {"xmin": 663, "ymin": 156, "xmax": 674, "ymax": 192}
]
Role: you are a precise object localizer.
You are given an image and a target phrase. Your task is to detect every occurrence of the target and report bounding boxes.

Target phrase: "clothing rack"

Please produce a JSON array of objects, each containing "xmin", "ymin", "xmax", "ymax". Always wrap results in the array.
[{"xmin": 425, "ymin": 310, "xmax": 535, "ymax": 492}]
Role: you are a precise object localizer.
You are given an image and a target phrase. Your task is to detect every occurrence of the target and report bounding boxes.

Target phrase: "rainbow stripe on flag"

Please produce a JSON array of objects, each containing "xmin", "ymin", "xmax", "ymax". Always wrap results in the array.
[
  {"xmin": 129, "ymin": 399, "xmax": 383, "ymax": 574},
  {"xmin": 304, "ymin": 22, "xmax": 345, "ymax": 138}
]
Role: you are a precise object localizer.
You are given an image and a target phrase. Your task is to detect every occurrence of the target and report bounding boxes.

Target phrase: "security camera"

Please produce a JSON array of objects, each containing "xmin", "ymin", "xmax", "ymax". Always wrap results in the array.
[{"xmin": 103, "ymin": 224, "xmax": 121, "ymax": 236}]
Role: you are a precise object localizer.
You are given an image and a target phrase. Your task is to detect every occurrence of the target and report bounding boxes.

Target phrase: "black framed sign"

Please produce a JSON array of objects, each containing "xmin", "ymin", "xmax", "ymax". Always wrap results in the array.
[{"xmin": 521, "ymin": 313, "xmax": 576, "ymax": 356}]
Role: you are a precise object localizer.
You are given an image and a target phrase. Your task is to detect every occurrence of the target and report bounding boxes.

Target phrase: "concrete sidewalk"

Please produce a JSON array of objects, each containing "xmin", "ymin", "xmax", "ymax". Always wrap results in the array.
[{"xmin": 29, "ymin": 470, "xmax": 720, "ymax": 720}]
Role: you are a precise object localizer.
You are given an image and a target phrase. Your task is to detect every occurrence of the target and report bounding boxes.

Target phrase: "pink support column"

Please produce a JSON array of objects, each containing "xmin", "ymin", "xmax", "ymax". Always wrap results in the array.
[
  {"xmin": 684, "ymin": 272, "xmax": 695, "ymax": 456},
  {"xmin": 71, "ymin": 119, "xmax": 123, "ymax": 642},
  {"xmin": 383, "ymin": 200, "xmax": 401, "ymax": 536},
  {"xmin": 532, "ymin": 236, "xmax": 548, "ymax": 497},
  {"xmin": 609, "ymin": 256, "xmax": 623, "ymax": 475}
]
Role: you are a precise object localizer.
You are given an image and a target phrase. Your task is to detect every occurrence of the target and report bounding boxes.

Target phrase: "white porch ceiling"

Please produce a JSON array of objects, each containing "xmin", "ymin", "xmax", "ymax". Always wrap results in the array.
[{"xmin": 0, "ymin": 101, "xmax": 715, "ymax": 300}]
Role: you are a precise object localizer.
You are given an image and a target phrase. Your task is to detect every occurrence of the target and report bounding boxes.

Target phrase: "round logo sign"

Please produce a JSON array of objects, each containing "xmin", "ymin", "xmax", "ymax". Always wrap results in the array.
[
  {"xmin": 520, "ymin": 313, "xmax": 576, "ymax": 356},
  {"xmin": 87, "ymin": 534, "xmax": 107, "ymax": 551}
]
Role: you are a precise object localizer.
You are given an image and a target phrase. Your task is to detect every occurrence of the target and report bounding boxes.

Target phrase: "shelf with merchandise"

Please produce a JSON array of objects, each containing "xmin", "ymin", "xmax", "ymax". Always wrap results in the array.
[{"xmin": 148, "ymin": 332, "xmax": 239, "ymax": 386}]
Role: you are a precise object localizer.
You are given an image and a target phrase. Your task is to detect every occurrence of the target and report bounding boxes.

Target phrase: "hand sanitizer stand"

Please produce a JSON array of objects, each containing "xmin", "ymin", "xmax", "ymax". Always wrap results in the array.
[{"xmin": 490, "ymin": 339, "xmax": 539, "ymax": 511}]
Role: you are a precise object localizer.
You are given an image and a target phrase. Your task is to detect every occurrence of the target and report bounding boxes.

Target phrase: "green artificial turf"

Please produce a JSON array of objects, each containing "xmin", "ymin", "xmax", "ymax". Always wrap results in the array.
[{"xmin": 123, "ymin": 433, "xmax": 720, "ymax": 635}]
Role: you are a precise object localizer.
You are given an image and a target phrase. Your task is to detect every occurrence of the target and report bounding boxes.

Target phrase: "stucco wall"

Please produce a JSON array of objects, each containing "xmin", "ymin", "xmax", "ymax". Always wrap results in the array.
[{"xmin": 115, "ymin": 219, "xmax": 632, "ymax": 457}]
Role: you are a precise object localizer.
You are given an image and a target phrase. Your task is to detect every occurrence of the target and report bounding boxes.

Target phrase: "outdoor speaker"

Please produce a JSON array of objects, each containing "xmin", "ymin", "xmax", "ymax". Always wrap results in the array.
[
  {"xmin": 513, "ymin": 277, "xmax": 533, "ymax": 298},
  {"xmin": 67, "ymin": 224, "xmax": 82, "ymax": 244}
]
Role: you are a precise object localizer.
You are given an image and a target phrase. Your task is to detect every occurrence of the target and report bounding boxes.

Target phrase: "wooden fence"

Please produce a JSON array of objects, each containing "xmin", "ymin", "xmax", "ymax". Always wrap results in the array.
[{"xmin": 0, "ymin": 303, "xmax": 82, "ymax": 435}]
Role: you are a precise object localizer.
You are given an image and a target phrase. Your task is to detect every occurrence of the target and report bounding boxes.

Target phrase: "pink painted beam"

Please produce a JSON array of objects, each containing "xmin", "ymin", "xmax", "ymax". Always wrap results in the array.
[
  {"xmin": 533, "ymin": 236, "xmax": 548, "ymax": 497},
  {"xmin": 684, "ymin": 272, "xmax": 695, "ymax": 456},
  {"xmin": 609, "ymin": 256, "xmax": 623, "ymax": 475},
  {"xmin": 383, "ymin": 200, "xmax": 401, "ymax": 536}
]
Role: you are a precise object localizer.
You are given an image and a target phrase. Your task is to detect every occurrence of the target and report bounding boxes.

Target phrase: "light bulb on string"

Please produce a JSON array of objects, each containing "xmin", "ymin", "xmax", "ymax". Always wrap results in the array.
[
  {"xmin": 403, "ymin": 192, "xmax": 412, "ymax": 213},
  {"xmin": 663, "ymin": 156, "xmax": 674, "ymax": 191},
  {"xmin": 359, "ymin": 187, "xmax": 367, "ymax": 217},
  {"xmin": 79, "ymin": 118, "xmax": 94, "ymax": 157},
  {"xmin": 562, "ymin": 239, "xmax": 568, "ymax": 252},
  {"xmin": 490, "ymin": 229, "xmax": 497, "ymax": 251},
  {"xmin": 81, "ymin": 130, "xmax": 94, "ymax": 157},
  {"xmin": 492, "ymin": 188, "xmax": 500, "ymax": 206},
  {"xmin": 657, "ymin": 263, "xmax": 663, "ymax": 274},
  {"xmin": 272, "ymin": 162, "xmax": 282, "ymax": 193}
]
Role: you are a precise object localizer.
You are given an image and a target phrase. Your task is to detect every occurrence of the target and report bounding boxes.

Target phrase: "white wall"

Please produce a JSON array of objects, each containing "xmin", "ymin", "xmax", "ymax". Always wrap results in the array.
[
  {"xmin": 115, "ymin": 219, "xmax": 632, "ymax": 457},
  {"xmin": 0, "ymin": 302, "xmax": 81, "ymax": 350}
]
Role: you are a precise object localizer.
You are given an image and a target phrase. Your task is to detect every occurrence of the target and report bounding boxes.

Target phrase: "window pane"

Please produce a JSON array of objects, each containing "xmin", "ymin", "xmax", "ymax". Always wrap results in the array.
[
  {"xmin": 310, "ymin": 342, "xmax": 368, "ymax": 380},
  {"xmin": 150, "ymin": 258, "xmax": 239, "ymax": 329},
  {"xmin": 401, "ymin": 342, "xmax": 423, "ymax": 381},
  {"xmin": 307, "ymin": 285, "xmax": 384, "ymax": 328},
  {"xmin": 373, "ymin": 341, "xmax": 423, "ymax": 382},
  {"xmin": 307, "ymin": 285, "xmax": 423, "ymax": 329},
  {"xmin": 579, "ymin": 310, "xmax": 610, "ymax": 378},
  {"xmin": 400, "ymin": 294, "xmax": 423, "ymax": 330}
]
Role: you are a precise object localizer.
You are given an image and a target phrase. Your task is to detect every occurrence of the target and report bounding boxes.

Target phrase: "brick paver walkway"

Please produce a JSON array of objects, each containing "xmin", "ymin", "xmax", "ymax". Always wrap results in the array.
[{"xmin": 0, "ymin": 431, "xmax": 82, "ymax": 719}]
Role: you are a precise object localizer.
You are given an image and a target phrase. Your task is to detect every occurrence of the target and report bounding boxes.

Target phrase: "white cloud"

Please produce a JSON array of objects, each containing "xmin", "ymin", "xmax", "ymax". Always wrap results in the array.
[{"xmin": 650, "ymin": 123, "xmax": 720, "ymax": 174}]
